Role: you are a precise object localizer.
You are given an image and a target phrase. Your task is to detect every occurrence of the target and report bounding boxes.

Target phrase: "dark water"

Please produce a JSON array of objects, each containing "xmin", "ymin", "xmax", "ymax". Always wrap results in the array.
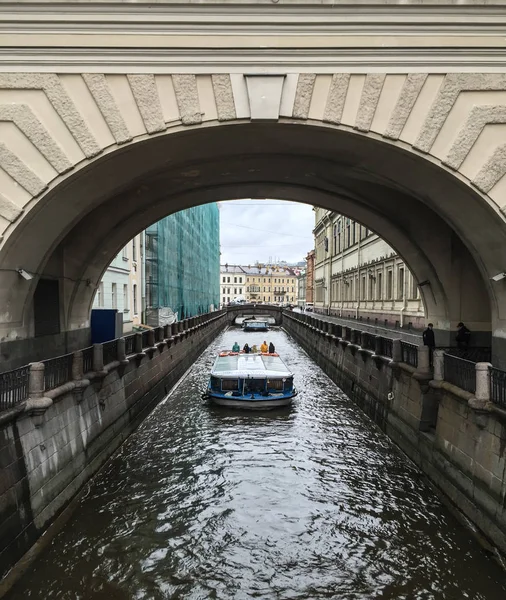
[{"xmin": 8, "ymin": 329, "xmax": 506, "ymax": 600}]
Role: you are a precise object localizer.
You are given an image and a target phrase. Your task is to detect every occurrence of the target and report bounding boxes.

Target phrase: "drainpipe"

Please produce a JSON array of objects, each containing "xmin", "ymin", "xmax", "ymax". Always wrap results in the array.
[
  {"xmin": 355, "ymin": 232, "xmax": 361, "ymax": 320},
  {"xmin": 399, "ymin": 264, "xmax": 407, "ymax": 327}
]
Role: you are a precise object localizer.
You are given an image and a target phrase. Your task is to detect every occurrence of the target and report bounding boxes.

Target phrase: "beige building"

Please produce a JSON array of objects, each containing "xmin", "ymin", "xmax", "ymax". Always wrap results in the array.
[
  {"xmin": 244, "ymin": 265, "xmax": 297, "ymax": 305},
  {"xmin": 220, "ymin": 264, "xmax": 297, "ymax": 305},
  {"xmin": 313, "ymin": 208, "xmax": 425, "ymax": 328}
]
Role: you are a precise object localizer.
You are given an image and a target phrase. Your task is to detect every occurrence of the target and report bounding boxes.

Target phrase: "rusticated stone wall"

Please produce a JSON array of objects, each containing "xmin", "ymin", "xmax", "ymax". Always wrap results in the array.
[
  {"xmin": 0, "ymin": 312, "xmax": 227, "ymax": 579},
  {"xmin": 283, "ymin": 312, "xmax": 506, "ymax": 557}
]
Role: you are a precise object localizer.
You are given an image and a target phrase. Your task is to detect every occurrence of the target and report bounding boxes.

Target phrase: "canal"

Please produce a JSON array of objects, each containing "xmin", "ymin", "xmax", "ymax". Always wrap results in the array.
[{"xmin": 7, "ymin": 328, "xmax": 506, "ymax": 599}]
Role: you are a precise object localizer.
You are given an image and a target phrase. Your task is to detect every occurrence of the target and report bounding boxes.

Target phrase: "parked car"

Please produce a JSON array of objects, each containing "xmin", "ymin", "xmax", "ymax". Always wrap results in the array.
[{"xmin": 305, "ymin": 303, "xmax": 314, "ymax": 312}]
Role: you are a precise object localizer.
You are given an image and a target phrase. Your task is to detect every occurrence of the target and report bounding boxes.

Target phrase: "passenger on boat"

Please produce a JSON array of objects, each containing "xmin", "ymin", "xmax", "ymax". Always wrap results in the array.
[
  {"xmin": 269, "ymin": 342, "xmax": 275, "ymax": 353},
  {"xmin": 260, "ymin": 341, "xmax": 268, "ymax": 353},
  {"xmin": 232, "ymin": 342, "xmax": 240, "ymax": 352},
  {"xmin": 251, "ymin": 344, "xmax": 258, "ymax": 353},
  {"xmin": 243, "ymin": 343, "xmax": 251, "ymax": 354}
]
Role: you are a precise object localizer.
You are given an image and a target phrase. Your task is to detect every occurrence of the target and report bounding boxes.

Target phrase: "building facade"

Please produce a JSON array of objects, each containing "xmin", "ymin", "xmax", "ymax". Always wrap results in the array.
[
  {"xmin": 145, "ymin": 204, "xmax": 220, "ymax": 325},
  {"xmin": 92, "ymin": 233, "xmax": 143, "ymax": 333},
  {"xmin": 220, "ymin": 264, "xmax": 298, "ymax": 305},
  {"xmin": 313, "ymin": 208, "xmax": 424, "ymax": 328},
  {"xmin": 296, "ymin": 271, "xmax": 307, "ymax": 307},
  {"xmin": 220, "ymin": 265, "xmax": 246, "ymax": 306},
  {"xmin": 306, "ymin": 250, "xmax": 315, "ymax": 304}
]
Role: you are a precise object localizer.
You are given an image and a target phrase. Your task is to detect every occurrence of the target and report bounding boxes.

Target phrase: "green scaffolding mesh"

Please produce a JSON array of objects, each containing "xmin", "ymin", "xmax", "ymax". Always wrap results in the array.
[{"xmin": 145, "ymin": 204, "xmax": 220, "ymax": 324}]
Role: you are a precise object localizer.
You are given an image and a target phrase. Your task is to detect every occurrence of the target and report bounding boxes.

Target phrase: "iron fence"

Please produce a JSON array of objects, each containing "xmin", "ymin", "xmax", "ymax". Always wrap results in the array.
[
  {"xmin": 43, "ymin": 354, "xmax": 73, "ymax": 392},
  {"xmin": 142, "ymin": 330, "xmax": 150, "ymax": 349},
  {"xmin": 361, "ymin": 332, "xmax": 376, "ymax": 352},
  {"xmin": 103, "ymin": 339, "xmax": 118, "ymax": 366},
  {"xmin": 438, "ymin": 347, "xmax": 491, "ymax": 363},
  {"xmin": 381, "ymin": 337, "xmax": 393, "ymax": 358},
  {"xmin": 490, "ymin": 367, "xmax": 506, "ymax": 408},
  {"xmin": 444, "ymin": 353, "xmax": 476, "ymax": 394},
  {"xmin": 400, "ymin": 341, "xmax": 418, "ymax": 367},
  {"xmin": 0, "ymin": 365, "xmax": 30, "ymax": 410},
  {"xmin": 124, "ymin": 334, "xmax": 136, "ymax": 356},
  {"xmin": 82, "ymin": 346, "xmax": 93, "ymax": 374}
]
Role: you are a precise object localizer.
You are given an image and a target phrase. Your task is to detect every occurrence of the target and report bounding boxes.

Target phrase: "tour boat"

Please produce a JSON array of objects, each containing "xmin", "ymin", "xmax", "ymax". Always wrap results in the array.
[
  {"xmin": 202, "ymin": 351, "xmax": 297, "ymax": 409},
  {"xmin": 242, "ymin": 318, "xmax": 269, "ymax": 332}
]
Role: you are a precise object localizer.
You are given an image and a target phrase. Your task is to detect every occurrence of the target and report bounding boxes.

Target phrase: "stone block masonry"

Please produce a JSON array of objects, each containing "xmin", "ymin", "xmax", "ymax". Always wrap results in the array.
[
  {"xmin": 283, "ymin": 311, "xmax": 506, "ymax": 558},
  {"xmin": 0, "ymin": 311, "xmax": 227, "ymax": 579}
]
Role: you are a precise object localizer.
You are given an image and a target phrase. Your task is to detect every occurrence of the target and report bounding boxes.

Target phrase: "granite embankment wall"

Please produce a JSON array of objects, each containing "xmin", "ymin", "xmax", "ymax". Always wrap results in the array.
[
  {"xmin": 0, "ymin": 311, "xmax": 227, "ymax": 578},
  {"xmin": 283, "ymin": 312, "xmax": 506, "ymax": 556}
]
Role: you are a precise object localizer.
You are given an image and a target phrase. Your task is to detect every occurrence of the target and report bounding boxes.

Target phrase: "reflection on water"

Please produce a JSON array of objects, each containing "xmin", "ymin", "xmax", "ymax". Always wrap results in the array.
[{"xmin": 8, "ymin": 329, "xmax": 506, "ymax": 600}]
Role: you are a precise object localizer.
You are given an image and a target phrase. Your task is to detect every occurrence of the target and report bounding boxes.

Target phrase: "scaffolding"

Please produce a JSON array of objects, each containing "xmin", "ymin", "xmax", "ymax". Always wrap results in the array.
[{"xmin": 145, "ymin": 204, "xmax": 220, "ymax": 325}]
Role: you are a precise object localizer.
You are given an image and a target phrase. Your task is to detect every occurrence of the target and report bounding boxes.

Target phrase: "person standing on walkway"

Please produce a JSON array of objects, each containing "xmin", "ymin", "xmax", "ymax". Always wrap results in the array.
[
  {"xmin": 423, "ymin": 323, "xmax": 435, "ymax": 364},
  {"xmin": 456, "ymin": 322, "xmax": 471, "ymax": 350},
  {"xmin": 423, "ymin": 323, "xmax": 435, "ymax": 349}
]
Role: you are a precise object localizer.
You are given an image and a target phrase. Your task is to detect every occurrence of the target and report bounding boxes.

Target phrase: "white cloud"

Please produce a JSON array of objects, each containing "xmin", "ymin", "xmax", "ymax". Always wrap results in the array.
[{"xmin": 219, "ymin": 199, "xmax": 314, "ymax": 266}]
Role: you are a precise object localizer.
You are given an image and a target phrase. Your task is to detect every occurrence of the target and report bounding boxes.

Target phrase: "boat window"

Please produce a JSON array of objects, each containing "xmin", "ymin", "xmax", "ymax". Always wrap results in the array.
[
  {"xmin": 222, "ymin": 379, "xmax": 239, "ymax": 391},
  {"xmin": 210, "ymin": 376, "xmax": 221, "ymax": 390},
  {"xmin": 284, "ymin": 377, "xmax": 294, "ymax": 391},
  {"xmin": 244, "ymin": 379, "xmax": 265, "ymax": 393},
  {"xmin": 267, "ymin": 379, "xmax": 283, "ymax": 391}
]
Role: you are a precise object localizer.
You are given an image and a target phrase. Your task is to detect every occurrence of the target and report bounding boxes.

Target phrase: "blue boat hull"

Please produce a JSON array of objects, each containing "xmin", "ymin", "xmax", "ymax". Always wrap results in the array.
[{"xmin": 206, "ymin": 393, "xmax": 294, "ymax": 410}]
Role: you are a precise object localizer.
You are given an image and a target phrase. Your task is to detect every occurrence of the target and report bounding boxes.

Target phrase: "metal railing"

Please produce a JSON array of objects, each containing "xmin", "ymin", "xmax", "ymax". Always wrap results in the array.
[
  {"xmin": 381, "ymin": 337, "xmax": 393, "ymax": 359},
  {"xmin": 490, "ymin": 367, "xmax": 506, "ymax": 408},
  {"xmin": 439, "ymin": 347, "xmax": 491, "ymax": 363},
  {"xmin": 0, "ymin": 365, "xmax": 30, "ymax": 410},
  {"xmin": 361, "ymin": 332, "xmax": 376, "ymax": 352},
  {"xmin": 103, "ymin": 339, "xmax": 118, "ymax": 365},
  {"xmin": 124, "ymin": 334, "xmax": 136, "ymax": 356},
  {"xmin": 444, "ymin": 353, "xmax": 476, "ymax": 394},
  {"xmin": 401, "ymin": 341, "xmax": 418, "ymax": 367},
  {"xmin": 142, "ymin": 330, "xmax": 150, "ymax": 349},
  {"xmin": 43, "ymin": 354, "xmax": 73, "ymax": 392},
  {"xmin": 82, "ymin": 346, "xmax": 93, "ymax": 374}
]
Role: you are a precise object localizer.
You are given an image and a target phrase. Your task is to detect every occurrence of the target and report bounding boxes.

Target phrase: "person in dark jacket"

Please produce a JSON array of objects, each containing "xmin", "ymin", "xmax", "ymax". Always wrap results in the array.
[
  {"xmin": 456, "ymin": 322, "xmax": 471, "ymax": 350},
  {"xmin": 243, "ymin": 343, "xmax": 250, "ymax": 354},
  {"xmin": 268, "ymin": 342, "xmax": 275, "ymax": 353},
  {"xmin": 422, "ymin": 323, "xmax": 435, "ymax": 349}
]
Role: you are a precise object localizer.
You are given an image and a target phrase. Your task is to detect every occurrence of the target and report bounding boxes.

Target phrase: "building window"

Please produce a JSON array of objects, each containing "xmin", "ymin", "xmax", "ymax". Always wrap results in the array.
[
  {"xmin": 222, "ymin": 277, "xmax": 226, "ymax": 283},
  {"xmin": 122, "ymin": 246, "xmax": 128, "ymax": 260},
  {"xmin": 387, "ymin": 270, "xmax": 393, "ymax": 300},
  {"xmin": 227, "ymin": 288, "xmax": 230, "ymax": 294},
  {"xmin": 234, "ymin": 277, "xmax": 237, "ymax": 283},
  {"xmin": 223, "ymin": 297, "xmax": 226, "ymax": 304},
  {"xmin": 133, "ymin": 284, "xmax": 138, "ymax": 314},
  {"xmin": 227, "ymin": 277, "xmax": 230, "ymax": 283},
  {"xmin": 377, "ymin": 272, "xmax": 383, "ymax": 300},
  {"xmin": 132, "ymin": 237, "xmax": 137, "ymax": 261},
  {"xmin": 234, "ymin": 288, "xmax": 237, "ymax": 295},
  {"xmin": 239, "ymin": 288, "xmax": 242, "ymax": 294},
  {"xmin": 361, "ymin": 275, "xmax": 366, "ymax": 300},
  {"xmin": 98, "ymin": 282, "xmax": 104, "ymax": 307},
  {"xmin": 123, "ymin": 284, "xmax": 128, "ymax": 311},
  {"xmin": 111, "ymin": 283, "xmax": 117, "ymax": 309},
  {"xmin": 398, "ymin": 267, "xmax": 404, "ymax": 300},
  {"xmin": 239, "ymin": 277, "xmax": 242, "ymax": 283}
]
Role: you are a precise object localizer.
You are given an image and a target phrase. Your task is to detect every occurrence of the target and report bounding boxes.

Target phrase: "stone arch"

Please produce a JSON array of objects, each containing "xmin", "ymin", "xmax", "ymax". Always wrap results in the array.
[{"xmin": 0, "ymin": 72, "xmax": 505, "ymax": 366}]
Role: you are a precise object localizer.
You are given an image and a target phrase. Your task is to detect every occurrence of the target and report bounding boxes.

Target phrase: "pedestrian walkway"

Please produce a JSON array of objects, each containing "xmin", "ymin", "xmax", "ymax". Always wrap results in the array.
[{"xmin": 293, "ymin": 309, "xmax": 421, "ymax": 344}]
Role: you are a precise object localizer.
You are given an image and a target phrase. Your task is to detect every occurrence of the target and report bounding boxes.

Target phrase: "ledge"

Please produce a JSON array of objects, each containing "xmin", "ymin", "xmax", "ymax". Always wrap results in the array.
[{"xmin": 429, "ymin": 379, "xmax": 474, "ymax": 403}]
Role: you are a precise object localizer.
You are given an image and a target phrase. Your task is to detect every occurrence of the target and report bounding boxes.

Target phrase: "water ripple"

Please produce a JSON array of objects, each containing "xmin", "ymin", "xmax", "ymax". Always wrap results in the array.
[{"xmin": 8, "ymin": 329, "xmax": 506, "ymax": 600}]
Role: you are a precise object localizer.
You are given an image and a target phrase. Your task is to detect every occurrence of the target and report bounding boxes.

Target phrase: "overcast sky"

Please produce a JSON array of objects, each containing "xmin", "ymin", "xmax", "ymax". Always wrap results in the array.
[{"xmin": 219, "ymin": 199, "xmax": 315, "ymax": 266}]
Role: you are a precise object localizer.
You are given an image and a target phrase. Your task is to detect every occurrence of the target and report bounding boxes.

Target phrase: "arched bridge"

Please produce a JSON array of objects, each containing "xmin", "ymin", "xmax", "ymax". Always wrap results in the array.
[
  {"xmin": 1, "ymin": 1, "xmax": 506, "ymax": 370},
  {"xmin": 226, "ymin": 304, "xmax": 283, "ymax": 325}
]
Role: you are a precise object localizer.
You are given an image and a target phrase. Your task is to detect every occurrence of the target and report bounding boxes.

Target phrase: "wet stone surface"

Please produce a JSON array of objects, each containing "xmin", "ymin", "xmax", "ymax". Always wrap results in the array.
[{"xmin": 8, "ymin": 329, "xmax": 506, "ymax": 599}]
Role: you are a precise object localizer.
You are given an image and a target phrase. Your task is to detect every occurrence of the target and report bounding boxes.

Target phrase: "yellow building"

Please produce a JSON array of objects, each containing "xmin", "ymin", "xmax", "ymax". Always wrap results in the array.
[{"xmin": 243, "ymin": 265, "xmax": 297, "ymax": 305}]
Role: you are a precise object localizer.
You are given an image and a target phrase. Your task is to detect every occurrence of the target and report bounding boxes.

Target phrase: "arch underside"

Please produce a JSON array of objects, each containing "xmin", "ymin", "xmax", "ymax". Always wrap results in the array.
[{"xmin": 0, "ymin": 71, "xmax": 505, "ymax": 366}]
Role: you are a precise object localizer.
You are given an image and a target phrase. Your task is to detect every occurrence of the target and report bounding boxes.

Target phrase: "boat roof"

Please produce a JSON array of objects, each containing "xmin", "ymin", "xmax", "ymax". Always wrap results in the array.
[{"xmin": 211, "ymin": 352, "xmax": 292, "ymax": 378}]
